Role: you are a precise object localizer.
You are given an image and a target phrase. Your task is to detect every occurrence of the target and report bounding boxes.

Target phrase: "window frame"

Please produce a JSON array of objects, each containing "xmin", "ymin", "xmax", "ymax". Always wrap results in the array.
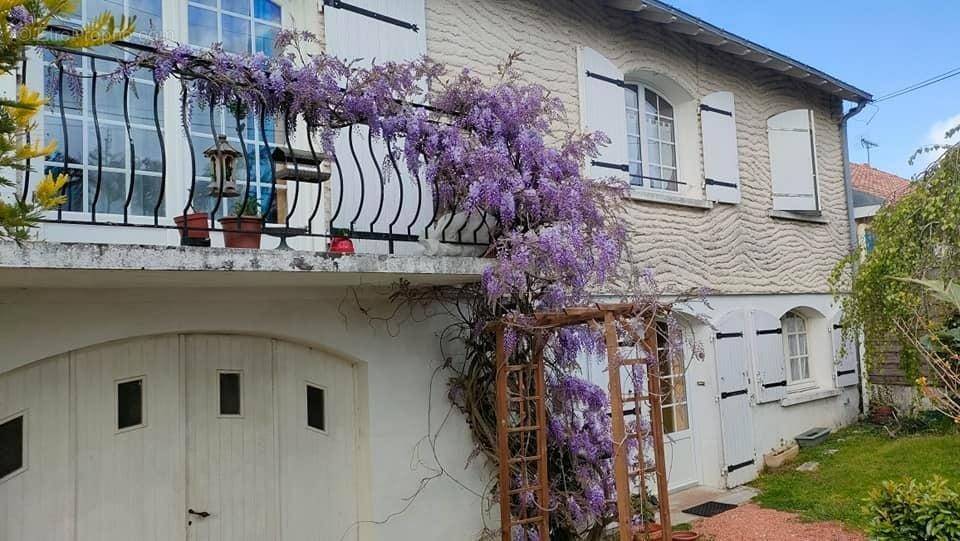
[
  {"xmin": 624, "ymin": 82, "xmax": 681, "ymax": 193},
  {"xmin": 305, "ymin": 381, "xmax": 328, "ymax": 435},
  {"xmin": 0, "ymin": 410, "xmax": 28, "ymax": 484},
  {"xmin": 115, "ymin": 375, "xmax": 147, "ymax": 433},
  {"xmin": 217, "ymin": 369, "xmax": 244, "ymax": 418},
  {"xmin": 781, "ymin": 311, "xmax": 815, "ymax": 392}
]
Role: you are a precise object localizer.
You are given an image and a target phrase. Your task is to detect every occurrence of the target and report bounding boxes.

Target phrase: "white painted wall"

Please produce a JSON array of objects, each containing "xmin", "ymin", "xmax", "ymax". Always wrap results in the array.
[{"xmin": 0, "ymin": 286, "xmax": 488, "ymax": 541}]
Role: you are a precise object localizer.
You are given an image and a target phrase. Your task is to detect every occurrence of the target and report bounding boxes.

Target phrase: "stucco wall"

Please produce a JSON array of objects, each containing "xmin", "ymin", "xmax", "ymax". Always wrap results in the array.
[{"xmin": 423, "ymin": 0, "xmax": 851, "ymax": 295}]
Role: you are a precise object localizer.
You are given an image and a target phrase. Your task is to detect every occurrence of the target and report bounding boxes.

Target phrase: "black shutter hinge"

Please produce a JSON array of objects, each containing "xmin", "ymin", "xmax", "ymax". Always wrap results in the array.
[
  {"xmin": 726, "ymin": 459, "xmax": 754, "ymax": 472},
  {"xmin": 756, "ymin": 328, "xmax": 782, "ymax": 336},
  {"xmin": 720, "ymin": 388, "xmax": 748, "ymax": 399},
  {"xmin": 700, "ymin": 103, "xmax": 733, "ymax": 116},
  {"xmin": 323, "ymin": 0, "xmax": 419, "ymax": 32},
  {"xmin": 591, "ymin": 160, "xmax": 629, "ymax": 172},
  {"xmin": 705, "ymin": 178, "xmax": 738, "ymax": 189},
  {"xmin": 716, "ymin": 331, "xmax": 743, "ymax": 339},
  {"xmin": 837, "ymin": 369, "xmax": 856, "ymax": 377},
  {"xmin": 586, "ymin": 71, "xmax": 625, "ymax": 87},
  {"xmin": 762, "ymin": 380, "xmax": 787, "ymax": 389}
]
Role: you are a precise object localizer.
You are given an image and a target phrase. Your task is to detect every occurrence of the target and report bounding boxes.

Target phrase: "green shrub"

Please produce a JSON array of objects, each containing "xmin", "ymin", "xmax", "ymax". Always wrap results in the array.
[{"xmin": 865, "ymin": 476, "xmax": 960, "ymax": 540}]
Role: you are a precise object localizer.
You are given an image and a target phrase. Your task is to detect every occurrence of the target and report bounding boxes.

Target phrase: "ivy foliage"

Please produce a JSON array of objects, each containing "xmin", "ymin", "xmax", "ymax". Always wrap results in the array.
[{"xmin": 831, "ymin": 145, "xmax": 960, "ymax": 378}]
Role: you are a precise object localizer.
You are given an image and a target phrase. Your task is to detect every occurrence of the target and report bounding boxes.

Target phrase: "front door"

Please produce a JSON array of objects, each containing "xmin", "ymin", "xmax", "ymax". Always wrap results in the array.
[
  {"xmin": 184, "ymin": 335, "xmax": 280, "ymax": 541},
  {"xmin": 714, "ymin": 311, "xmax": 757, "ymax": 487}
]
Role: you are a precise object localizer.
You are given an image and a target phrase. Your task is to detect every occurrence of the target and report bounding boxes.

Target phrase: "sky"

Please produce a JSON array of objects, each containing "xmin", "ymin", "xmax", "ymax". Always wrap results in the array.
[{"xmin": 667, "ymin": 0, "xmax": 960, "ymax": 180}]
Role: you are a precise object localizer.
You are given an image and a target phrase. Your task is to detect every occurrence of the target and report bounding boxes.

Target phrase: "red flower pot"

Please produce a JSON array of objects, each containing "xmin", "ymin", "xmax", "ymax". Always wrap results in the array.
[
  {"xmin": 329, "ymin": 236, "xmax": 355, "ymax": 254},
  {"xmin": 174, "ymin": 212, "xmax": 210, "ymax": 240},
  {"xmin": 219, "ymin": 216, "xmax": 263, "ymax": 249}
]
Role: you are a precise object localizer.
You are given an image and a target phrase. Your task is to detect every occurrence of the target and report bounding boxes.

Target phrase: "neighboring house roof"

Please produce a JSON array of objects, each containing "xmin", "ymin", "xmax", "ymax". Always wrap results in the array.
[
  {"xmin": 851, "ymin": 163, "xmax": 913, "ymax": 203},
  {"xmin": 605, "ymin": 0, "xmax": 872, "ymax": 102}
]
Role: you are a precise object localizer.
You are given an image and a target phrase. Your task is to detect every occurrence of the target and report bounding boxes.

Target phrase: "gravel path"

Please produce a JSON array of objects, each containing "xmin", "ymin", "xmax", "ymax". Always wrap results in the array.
[{"xmin": 690, "ymin": 503, "xmax": 866, "ymax": 541}]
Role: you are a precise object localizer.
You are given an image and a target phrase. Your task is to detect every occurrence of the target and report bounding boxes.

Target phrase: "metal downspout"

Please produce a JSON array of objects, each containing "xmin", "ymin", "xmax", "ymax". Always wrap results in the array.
[{"xmin": 839, "ymin": 98, "xmax": 869, "ymax": 415}]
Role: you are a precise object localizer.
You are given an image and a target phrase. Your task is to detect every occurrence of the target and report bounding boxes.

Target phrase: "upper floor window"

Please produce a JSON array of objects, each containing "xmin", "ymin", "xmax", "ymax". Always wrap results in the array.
[
  {"xmin": 624, "ymin": 84, "xmax": 678, "ymax": 191},
  {"xmin": 188, "ymin": 0, "xmax": 281, "ymax": 55},
  {"xmin": 782, "ymin": 311, "xmax": 813, "ymax": 388},
  {"xmin": 768, "ymin": 109, "xmax": 820, "ymax": 212}
]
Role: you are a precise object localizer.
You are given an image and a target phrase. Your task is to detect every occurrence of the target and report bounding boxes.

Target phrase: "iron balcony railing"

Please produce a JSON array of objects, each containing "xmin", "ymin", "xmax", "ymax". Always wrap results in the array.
[{"xmin": 18, "ymin": 32, "xmax": 493, "ymax": 255}]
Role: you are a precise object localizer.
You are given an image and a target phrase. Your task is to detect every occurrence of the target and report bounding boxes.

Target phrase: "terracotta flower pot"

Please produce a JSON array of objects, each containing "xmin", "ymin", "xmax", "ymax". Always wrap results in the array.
[
  {"xmin": 634, "ymin": 523, "xmax": 663, "ymax": 540},
  {"xmin": 671, "ymin": 532, "xmax": 700, "ymax": 540},
  {"xmin": 219, "ymin": 216, "xmax": 263, "ymax": 249},
  {"xmin": 174, "ymin": 212, "xmax": 210, "ymax": 240}
]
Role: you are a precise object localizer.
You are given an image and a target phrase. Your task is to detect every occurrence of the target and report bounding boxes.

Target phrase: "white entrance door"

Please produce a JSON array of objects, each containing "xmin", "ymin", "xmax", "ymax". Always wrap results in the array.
[
  {"xmin": 184, "ymin": 335, "xmax": 280, "ymax": 541},
  {"xmin": 74, "ymin": 335, "xmax": 186, "ymax": 541},
  {"xmin": 714, "ymin": 311, "xmax": 757, "ymax": 487}
]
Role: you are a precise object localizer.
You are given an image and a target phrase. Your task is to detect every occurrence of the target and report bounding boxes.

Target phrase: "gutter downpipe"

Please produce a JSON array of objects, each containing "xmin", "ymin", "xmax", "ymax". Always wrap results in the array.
[{"xmin": 840, "ymin": 98, "xmax": 869, "ymax": 415}]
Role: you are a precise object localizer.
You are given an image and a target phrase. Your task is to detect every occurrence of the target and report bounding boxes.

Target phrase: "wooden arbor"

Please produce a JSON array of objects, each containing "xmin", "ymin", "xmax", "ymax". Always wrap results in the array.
[{"xmin": 491, "ymin": 303, "xmax": 672, "ymax": 541}]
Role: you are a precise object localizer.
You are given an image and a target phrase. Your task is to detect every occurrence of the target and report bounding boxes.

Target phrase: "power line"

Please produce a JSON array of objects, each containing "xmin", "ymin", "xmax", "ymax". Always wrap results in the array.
[{"xmin": 874, "ymin": 65, "xmax": 960, "ymax": 102}]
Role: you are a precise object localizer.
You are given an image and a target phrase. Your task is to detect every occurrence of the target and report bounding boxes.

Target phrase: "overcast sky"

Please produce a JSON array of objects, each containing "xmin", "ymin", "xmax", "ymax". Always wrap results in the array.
[{"xmin": 667, "ymin": 0, "xmax": 959, "ymax": 180}]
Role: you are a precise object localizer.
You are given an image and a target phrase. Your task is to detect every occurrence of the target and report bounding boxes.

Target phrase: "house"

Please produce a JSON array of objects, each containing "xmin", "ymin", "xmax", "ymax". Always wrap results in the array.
[
  {"xmin": 851, "ymin": 162, "xmax": 912, "ymax": 252},
  {"xmin": 0, "ymin": 1, "xmax": 871, "ymax": 539}
]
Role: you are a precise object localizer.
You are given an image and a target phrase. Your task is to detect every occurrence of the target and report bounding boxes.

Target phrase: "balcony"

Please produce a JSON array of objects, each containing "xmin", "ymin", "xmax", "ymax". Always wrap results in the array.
[
  {"xmin": 11, "ymin": 35, "xmax": 493, "ymax": 258},
  {"xmin": 0, "ymin": 36, "xmax": 497, "ymax": 287}
]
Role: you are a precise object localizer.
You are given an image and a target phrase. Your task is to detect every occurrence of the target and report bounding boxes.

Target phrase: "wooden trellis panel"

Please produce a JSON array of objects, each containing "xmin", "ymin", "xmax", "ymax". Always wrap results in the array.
[
  {"xmin": 495, "ymin": 326, "xmax": 550, "ymax": 541},
  {"xmin": 603, "ymin": 312, "xmax": 672, "ymax": 541}
]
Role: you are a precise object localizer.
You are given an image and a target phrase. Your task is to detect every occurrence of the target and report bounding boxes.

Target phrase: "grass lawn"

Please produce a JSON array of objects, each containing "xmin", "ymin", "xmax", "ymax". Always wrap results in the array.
[{"xmin": 751, "ymin": 415, "xmax": 960, "ymax": 531}]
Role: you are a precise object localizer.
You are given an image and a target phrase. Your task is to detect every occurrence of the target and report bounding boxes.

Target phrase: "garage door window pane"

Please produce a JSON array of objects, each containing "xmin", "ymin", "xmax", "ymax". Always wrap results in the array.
[
  {"xmin": 0, "ymin": 415, "xmax": 24, "ymax": 481},
  {"xmin": 307, "ymin": 385, "xmax": 325, "ymax": 432},
  {"xmin": 117, "ymin": 379, "xmax": 144, "ymax": 430},
  {"xmin": 219, "ymin": 372, "xmax": 242, "ymax": 416}
]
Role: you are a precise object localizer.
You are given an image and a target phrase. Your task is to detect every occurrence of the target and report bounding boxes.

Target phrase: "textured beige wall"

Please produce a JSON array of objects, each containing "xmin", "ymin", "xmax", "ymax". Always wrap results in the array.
[{"xmin": 422, "ymin": 0, "xmax": 851, "ymax": 295}]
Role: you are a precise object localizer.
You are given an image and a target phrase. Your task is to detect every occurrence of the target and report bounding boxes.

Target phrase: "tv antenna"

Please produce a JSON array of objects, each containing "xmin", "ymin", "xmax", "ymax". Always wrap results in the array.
[{"xmin": 861, "ymin": 138, "xmax": 879, "ymax": 165}]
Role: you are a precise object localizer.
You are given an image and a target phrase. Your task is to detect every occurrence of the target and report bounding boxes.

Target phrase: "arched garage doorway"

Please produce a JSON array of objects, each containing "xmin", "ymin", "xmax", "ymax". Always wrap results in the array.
[{"xmin": 0, "ymin": 334, "xmax": 360, "ymax": 541}]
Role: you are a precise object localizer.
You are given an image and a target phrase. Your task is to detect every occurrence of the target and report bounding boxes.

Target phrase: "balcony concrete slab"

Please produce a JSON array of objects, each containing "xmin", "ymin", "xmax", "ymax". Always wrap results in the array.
[{"xmin": 0, "ymin": 241, "xmax": 488, "ymax": 288}]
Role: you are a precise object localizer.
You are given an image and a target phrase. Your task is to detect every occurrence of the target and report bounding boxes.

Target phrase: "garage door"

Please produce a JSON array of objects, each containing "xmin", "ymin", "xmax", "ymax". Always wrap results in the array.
[{"xmin": 0, "ymin": 334, "xmax": 359, "ymax": 541}]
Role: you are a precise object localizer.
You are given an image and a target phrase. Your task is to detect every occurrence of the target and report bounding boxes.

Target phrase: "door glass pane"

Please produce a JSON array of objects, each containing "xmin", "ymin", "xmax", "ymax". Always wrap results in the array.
[
  {"xmin": 219, "ymin": 372, "xmax": 242, "ymax": 416},
  {"xmin": 254, "ymin": 0, "xmax": 281, "ymax": 23},
  {"xmin": 0, "ymin": 415, "xmax": 24, "ymax": 480},
  {"xmin": 306, "ymin": 385, "xmax": 325, "ymax": 431},
  {"xmin": 222, "ymin": 14, "xmax": 251, "ymax": 54},
  {"xmin": 117, "ymin": 379, "xmax": 144, "ymax": 430},
  {"xmin": 222, "ymin": 0, "xmax": 250, "ymax": 15}
]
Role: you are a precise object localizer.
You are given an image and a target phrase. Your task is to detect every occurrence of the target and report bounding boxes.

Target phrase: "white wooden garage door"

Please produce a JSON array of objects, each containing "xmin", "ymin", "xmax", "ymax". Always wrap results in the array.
[{"xmin": 0, "ymin": 334, "xmax": 359, "ymax": 541}]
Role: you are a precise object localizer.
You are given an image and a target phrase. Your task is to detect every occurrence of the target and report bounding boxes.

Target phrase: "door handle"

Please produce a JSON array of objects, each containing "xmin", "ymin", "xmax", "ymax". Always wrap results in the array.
[{"xmin": 188, "ymin": 509, "xmax": 211, "ymax": 519}]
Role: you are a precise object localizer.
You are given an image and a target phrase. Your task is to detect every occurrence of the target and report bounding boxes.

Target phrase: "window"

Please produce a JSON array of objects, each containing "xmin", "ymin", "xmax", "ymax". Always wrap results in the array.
[
  {"xmin": 42, "ymin": 0, "xmax": 166, "ymax": 217},
  {"xmin": 187, "ymin": 0, "xmax": 282, "ymax": 219},
  {"xmin": 0, "ymin": 414, "xmax": 25, "ymax": 481},
  {"xmin": 782, "ymin": 312, "xmax": 812, "ymax": 387},
  {"xmin": 219, "ymin": 371, "xmax": 242, "ymax": 416},
  {"xmin": 624, "ymin": 85, "xmax": 678, "ymax": 191},
  {"xmin": 306, "ymin": 384, "xmax": 325, "ymax": 432},
  {"xmin": 117, "ymin": 377, "xmax": 145, "ymax": 430},
  {"xmin": 657, "ymin": 322, "xmax": 689, "ymax": 434}
]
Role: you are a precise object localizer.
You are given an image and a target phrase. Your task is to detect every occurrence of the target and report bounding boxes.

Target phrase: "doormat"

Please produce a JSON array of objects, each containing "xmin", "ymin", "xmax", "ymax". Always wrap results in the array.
[{"xmin": 681, "ymin": 501, "xmax": 738, "ymax": 517}]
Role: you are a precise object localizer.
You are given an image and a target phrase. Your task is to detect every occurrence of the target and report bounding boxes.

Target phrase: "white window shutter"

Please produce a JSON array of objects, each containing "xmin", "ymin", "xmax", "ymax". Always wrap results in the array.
[
  {"xmin": 831, "ymin": 312, "xmax": 860, "ymax": 387},
  {"xmin": 715, "ymin": 310, "xmax": 749, "ymax": 399},
  {"xmin": 577, "ymin": 47, "xmax": 629, "ymax": 182},
  {"xmin": 700, "ymin": 91, "xmax": 741, "ymax": 204},
  {"xmin": 751, "ymin": 310, "xmax": 787, "ymax": 403},
  {"xmin": 324, "ymin": 0, "xmax": 430, "ymax": 253},
  {"xmin": 768, "ymin": 109, "xmax": 819, "ymax": 211}
]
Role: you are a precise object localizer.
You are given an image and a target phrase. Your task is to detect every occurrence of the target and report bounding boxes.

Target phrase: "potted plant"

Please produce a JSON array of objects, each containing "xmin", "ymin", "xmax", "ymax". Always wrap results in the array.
[
  {"xmin": 174, "ymin": 209, "xmax": 210, "ymax": 245},
  {"xmin": 632, "ymin": 490, "xmax": 662, "ymax": 540},
  {"xmin": 219, "ymin": 195, "xmax": 263, "ymax": 249}
]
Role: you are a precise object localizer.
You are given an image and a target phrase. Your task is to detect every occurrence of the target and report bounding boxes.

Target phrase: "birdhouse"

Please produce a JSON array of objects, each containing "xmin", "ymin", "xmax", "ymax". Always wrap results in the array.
[{"xmin": 204, "ymin": 135, "xmax": 241, "ymax": 198}]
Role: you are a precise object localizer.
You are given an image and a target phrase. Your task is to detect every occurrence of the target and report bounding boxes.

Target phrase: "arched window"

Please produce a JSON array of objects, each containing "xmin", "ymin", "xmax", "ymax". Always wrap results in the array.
[
  {"xmin": 624, "ymin": 85, "xmax": 678, "ymax": 191},
  {"xmin": 781, "ymin": 311, "xmax": 812, "ymax": 386}
]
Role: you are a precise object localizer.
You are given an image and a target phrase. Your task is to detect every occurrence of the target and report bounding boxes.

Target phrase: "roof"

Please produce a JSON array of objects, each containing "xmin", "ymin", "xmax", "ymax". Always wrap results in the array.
[
  {"xmin": 851, "ymin": 163, "xmax": 913, "ymax": 204},
  {"xmin": 605, "ymin": 0, "xmax": 872, "ymax": 102}
]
